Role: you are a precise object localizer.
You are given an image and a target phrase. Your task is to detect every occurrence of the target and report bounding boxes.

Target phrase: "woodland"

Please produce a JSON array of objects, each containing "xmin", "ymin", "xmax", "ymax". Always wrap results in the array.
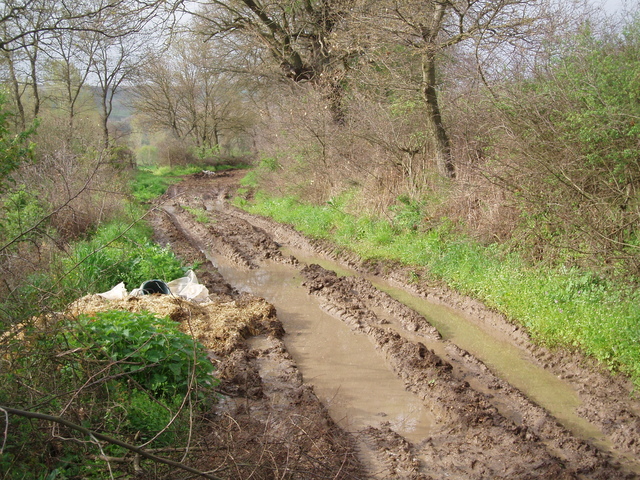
[{"xmin": 1, "ymin": 0, "xmax": 640, "ymax": 478}]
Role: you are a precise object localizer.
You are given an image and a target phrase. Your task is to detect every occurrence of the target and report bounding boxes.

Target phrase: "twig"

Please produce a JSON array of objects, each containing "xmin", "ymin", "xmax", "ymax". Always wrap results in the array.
[
  {"xmin": 0, "ymin": 407, "xmax": 8, "ymax": 454},
  {"xmin": 0, "ymin": 406, "xmax": 222, "ymax": 480}
]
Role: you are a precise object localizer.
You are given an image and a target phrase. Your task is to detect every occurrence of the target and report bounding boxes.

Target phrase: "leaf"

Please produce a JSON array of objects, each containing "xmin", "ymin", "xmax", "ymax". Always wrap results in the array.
[{"xmin": 168, "ymin": 362, "xmax": 183, "ymax": 377}]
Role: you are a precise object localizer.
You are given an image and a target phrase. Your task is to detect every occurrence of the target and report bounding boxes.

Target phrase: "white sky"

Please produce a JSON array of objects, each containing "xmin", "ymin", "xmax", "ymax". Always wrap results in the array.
[{"xmin": 600, "ymin": 0, "xmax": 632, "ymax": 13}]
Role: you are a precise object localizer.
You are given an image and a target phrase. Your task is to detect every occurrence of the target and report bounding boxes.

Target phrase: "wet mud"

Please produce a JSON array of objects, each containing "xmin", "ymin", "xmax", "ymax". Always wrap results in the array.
[{"xmin": 147, "ymin": 170, "xmax": 640, "ymax": 479}]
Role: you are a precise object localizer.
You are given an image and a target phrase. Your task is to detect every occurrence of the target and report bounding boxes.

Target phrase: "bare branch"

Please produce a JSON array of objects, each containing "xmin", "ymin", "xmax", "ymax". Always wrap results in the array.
[{"xmin": 0, "ymin": 406, "xmax": 223, "ymax": 480}]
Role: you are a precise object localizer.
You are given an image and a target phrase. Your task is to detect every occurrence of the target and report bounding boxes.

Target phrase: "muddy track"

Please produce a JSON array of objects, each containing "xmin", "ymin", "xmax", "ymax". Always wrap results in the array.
[{"xmin": 148, "ymin": 171, "xmax": 640, "ymax": 479}]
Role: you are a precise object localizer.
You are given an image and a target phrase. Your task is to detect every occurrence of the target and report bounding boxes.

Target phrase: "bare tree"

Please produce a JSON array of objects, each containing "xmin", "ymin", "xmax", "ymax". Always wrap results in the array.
[
  {"xmin": 0, "ymin": 0, "xmax": 175, "ymax": 50},
  {"xmin": 132, "ymin": 35, "xmax": 255, "ymax": 153},
  {"xmin": 344, "ymin": 0, "xmax": 541, "ymax": 179},
  {"xmin": 0, "ymin": 0, "xmax": 55, "ymax": 127},
  {"xmin": 43, "ymin": 28, "xmax": 100, "ymax": 146},
  {"xmin": 188, "ymin": 0, "xmax": 356, "ymax": 122},
  {"xmin": 90, "ymin": 31, "xmax": 146, "ymax": 149},
  {"xmin": 0, "ymin": 0, "xmax": 180, "ymax": 133}
]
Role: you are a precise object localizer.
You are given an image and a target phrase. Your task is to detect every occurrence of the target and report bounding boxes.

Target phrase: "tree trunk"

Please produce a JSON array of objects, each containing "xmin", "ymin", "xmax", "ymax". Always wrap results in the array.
[
  {"xmin": 4, "ymin": 50, "xmax": 26, "ymax": 130},
  {"xmin": 421, "ymin": 51, "xmax": 455, "ymax": 179},
  {"xmin": 101, "ymin": 89, "xmax": 112, "ymax": 150},
  {"xmin": 27, "ymin": 42, "xmax": 40, "ymax": 119}
]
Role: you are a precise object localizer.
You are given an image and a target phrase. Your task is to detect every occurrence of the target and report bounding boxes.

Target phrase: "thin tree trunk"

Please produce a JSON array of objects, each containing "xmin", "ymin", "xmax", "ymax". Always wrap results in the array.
[
  {"xmin": 101, "ymin": 91, "xmax": 110, "ymax": 150},
  {"xmin": 4, "ymin": 50, "xmax": 26, "ymax": 130},
  {"xmin": 422, "ymin": 51, "xmax": 455, "ymax": 179},
  {"xmin": 27, "ymin": 42, "xmax": 40, "ymax": 119}
]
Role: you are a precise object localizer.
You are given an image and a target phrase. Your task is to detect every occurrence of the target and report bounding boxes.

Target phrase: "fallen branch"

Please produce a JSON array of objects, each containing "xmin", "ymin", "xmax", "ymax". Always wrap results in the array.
[{"xmin": 0, "ymin": 406, "xmax": 221, "ymax": 480}]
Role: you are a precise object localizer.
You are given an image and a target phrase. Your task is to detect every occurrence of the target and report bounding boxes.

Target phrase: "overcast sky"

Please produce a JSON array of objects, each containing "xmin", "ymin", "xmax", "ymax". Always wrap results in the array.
[{"xmin": 600, "ymin": 0, "xmax": 631, "ymax": 14}]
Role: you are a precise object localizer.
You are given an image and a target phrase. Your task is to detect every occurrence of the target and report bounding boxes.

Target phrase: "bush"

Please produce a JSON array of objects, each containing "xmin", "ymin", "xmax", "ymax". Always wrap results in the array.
[
  {"xmin": 0, "ymin": 91, "xmax": 37, "ymax": 189},
  {"xmin": 65, "ymin": 310, "xmax": 216, "ymax": 397},
  {"xmin": 0, "ymin": 185, "xmax": 46, "ymax": 246},
  {"xmin": 482, "ymin": 17, "xmax": 640, "ymax": 276},
  {"xmin": 0, "ymin": 310, "xmax": 216, "ymax": 478}
]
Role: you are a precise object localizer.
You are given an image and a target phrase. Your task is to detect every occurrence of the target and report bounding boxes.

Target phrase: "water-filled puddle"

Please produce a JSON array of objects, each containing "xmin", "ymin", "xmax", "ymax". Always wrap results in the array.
[
  {"xmin": 207, "ymin": 253, "xmax": 435, "ymax": 442},
  {"xmin": 283, "ymin": 248, "xmax": 610, "ymax": 448},
  {"xmin": 374, "ymin": 284, "xmax": 605, "ymax": 438}
]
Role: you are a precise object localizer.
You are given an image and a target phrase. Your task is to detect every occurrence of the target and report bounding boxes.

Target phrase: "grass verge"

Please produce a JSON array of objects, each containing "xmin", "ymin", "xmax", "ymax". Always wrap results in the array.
[{"xmin": 131, "ymin": 164, "xmax": 205, "ymax": 202}]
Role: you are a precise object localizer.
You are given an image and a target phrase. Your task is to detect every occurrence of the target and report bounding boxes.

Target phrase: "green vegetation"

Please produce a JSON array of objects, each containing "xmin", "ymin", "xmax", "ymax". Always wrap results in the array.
[
  {"xmin": 0, "ymin": 91, "xmax": 37, "ymax": 189},
  {"xmin": 68, "ymin": 311, "xmax": 215, "ymax": 398},
  {"xmin": 0, "ymin": 186, "xmax": 45, "ymax": 245},
  {"xmin": 1, "ymin": 217, "xmax": 187, "ymax": 321},
  {"xmin": 131, "ymin": 164, "xmax": 205, "ymax": 202},
  {"xmin": 61, "ymin": 219, "xmax": 186, "ymax": 292},
  {"xmin": 0, "ymin": 161, "xmax": 222, "ymax": 478},
  {"xmin": 482, "ymin": 18, "xmax": 640, "ymax": 276},
  {"xmin": 553, "ymin": 24, "xmax": 640, "ymax": 179},
  {"xmin": 240, "ymin": 191, "xmax": 640, "ymax": 386},
  {"xmin": 1, "ymin": 310, "xmax": 215, "ymax": 478},
  {"xmin": 183, "ymin": 205, "xmax": 212, "ymax": 223},
  {"xmin": 236, "ymin": 13, "xmax": 640, "ymax": 391},
  {"xmin": 1, "ymin": 0, "xmax": 639, "ymax": 474},
  {"xmin": 132, "ymin": 164, "xmax": 245, "ymax": 202},
  {"xmin": 0, "ymin": 70, "xmax": 225, "ymax": 477}
]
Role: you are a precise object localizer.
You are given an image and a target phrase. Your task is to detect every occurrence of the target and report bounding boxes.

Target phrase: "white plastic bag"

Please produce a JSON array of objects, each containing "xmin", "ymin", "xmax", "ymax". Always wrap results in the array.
[
  {"xmin": 167, "ymin": 270, "xmax": 210, "ymax": 303},
  {"xmin": 97, "ymin": 271, "xmax": 210, "ymax": 303},
  {"xmin": 97, "ymin": 282, "xmax": 128, "ymax": 300}
]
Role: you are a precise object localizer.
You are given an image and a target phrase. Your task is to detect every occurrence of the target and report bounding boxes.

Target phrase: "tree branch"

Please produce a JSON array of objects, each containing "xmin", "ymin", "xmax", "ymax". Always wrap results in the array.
[{"xmin": 0, "ymin": 406, "xmax": 222, "ymax": 480}]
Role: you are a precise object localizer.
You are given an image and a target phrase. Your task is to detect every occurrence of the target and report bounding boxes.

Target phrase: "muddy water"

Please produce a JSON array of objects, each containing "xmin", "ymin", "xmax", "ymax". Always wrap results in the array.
[
  {"xmin": 283, "ymin": 248, "xmax": 612, "ymax": 449},
  {"xmin": 207, "ymin": 253, "xmax": 436, "ymax": 442},
  {"xmin": 375, "ymin": 284, "xmax": 604, "ymax": 437}
]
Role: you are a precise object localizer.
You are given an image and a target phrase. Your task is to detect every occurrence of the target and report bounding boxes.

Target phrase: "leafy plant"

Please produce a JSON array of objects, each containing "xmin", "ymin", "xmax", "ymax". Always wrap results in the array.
[
  {"xmin": 0, "ymin": 185, "xmax": 46, "ymax": 246},
  {"xmin": 0, "ymin": 309, "xmax": 216, "ymax": 478},
  {"xmin": 122, "ymin": 389, "xmax": 188, "ymax": 444},
  {"xmin": 64, "ymin": 310, "xmax": 216, "ymax": 398},
  {"xmin": 0, "ymin": 91, "xmax": 37, "ymax": 189}
]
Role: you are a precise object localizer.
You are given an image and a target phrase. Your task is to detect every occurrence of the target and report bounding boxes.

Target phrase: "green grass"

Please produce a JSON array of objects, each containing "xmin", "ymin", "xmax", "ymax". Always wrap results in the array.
[
  {"xmin": 183, "ymin": 205, "xmax": 211, "ymax": 223},
  {"xmin": 241, "ymin": 191, "xmax": 640, "ymax": 387},
  {"xmin": 131, "ymin": 164, "xmax": 205, "ymax": 202},
  {"xmin": 132, "ymin": 163, "xmax": 249, "ymax": 202},
  {"xmin": 0, "ymin": 214, "xmax": 188, "ymax": 322}
]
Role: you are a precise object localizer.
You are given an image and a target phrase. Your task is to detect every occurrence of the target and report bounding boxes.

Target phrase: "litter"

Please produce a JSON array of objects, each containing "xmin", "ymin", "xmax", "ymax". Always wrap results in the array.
[
  {"xmin": 140, "ymin": 279, "xmax": 171, "ymax": 295},
  {"xmin": 97, "ymin": 270, "xmax": 210, "ymax": 303},
  {"xmin": 167, "ymin": 270, "xmax": 209, "ymax": 303},
  {"xmin": 97, "ymin": 282, "xmax": 127, "ymax": 300}
]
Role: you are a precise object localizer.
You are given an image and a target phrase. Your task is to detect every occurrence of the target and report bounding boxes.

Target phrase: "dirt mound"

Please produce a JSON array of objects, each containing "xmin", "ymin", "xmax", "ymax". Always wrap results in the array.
[{"xmin": 69, "ymin": 293, "xmax": 284, "ymax": 355}]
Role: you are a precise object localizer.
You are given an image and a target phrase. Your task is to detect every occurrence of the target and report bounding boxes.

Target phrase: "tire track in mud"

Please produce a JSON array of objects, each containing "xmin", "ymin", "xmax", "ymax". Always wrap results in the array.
[
  {"xmin": 299, "ymin": 265, "xmax": 617, "ymax": 479},
  {"xmin": 151, "ymin": 172, "xmax": 640, "ymax": 479}
]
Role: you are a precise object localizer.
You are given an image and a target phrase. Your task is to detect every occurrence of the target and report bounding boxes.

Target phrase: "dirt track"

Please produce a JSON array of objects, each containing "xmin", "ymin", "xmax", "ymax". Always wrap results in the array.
[{"xmin": 147, "ymin": 170, "xmax": 640, "ymax": 479}]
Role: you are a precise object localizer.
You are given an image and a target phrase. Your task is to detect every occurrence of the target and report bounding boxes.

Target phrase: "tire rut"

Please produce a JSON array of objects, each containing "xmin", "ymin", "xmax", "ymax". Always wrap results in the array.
[{"xmin": 150, "ymin": 172, "xmax": 640, "ymax": 479}]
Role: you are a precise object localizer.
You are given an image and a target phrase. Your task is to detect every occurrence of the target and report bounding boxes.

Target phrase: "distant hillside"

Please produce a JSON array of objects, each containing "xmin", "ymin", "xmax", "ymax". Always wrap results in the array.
[{"xmin": 89, "ymin": 85, "xmax": 134, "ymax": 122}]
